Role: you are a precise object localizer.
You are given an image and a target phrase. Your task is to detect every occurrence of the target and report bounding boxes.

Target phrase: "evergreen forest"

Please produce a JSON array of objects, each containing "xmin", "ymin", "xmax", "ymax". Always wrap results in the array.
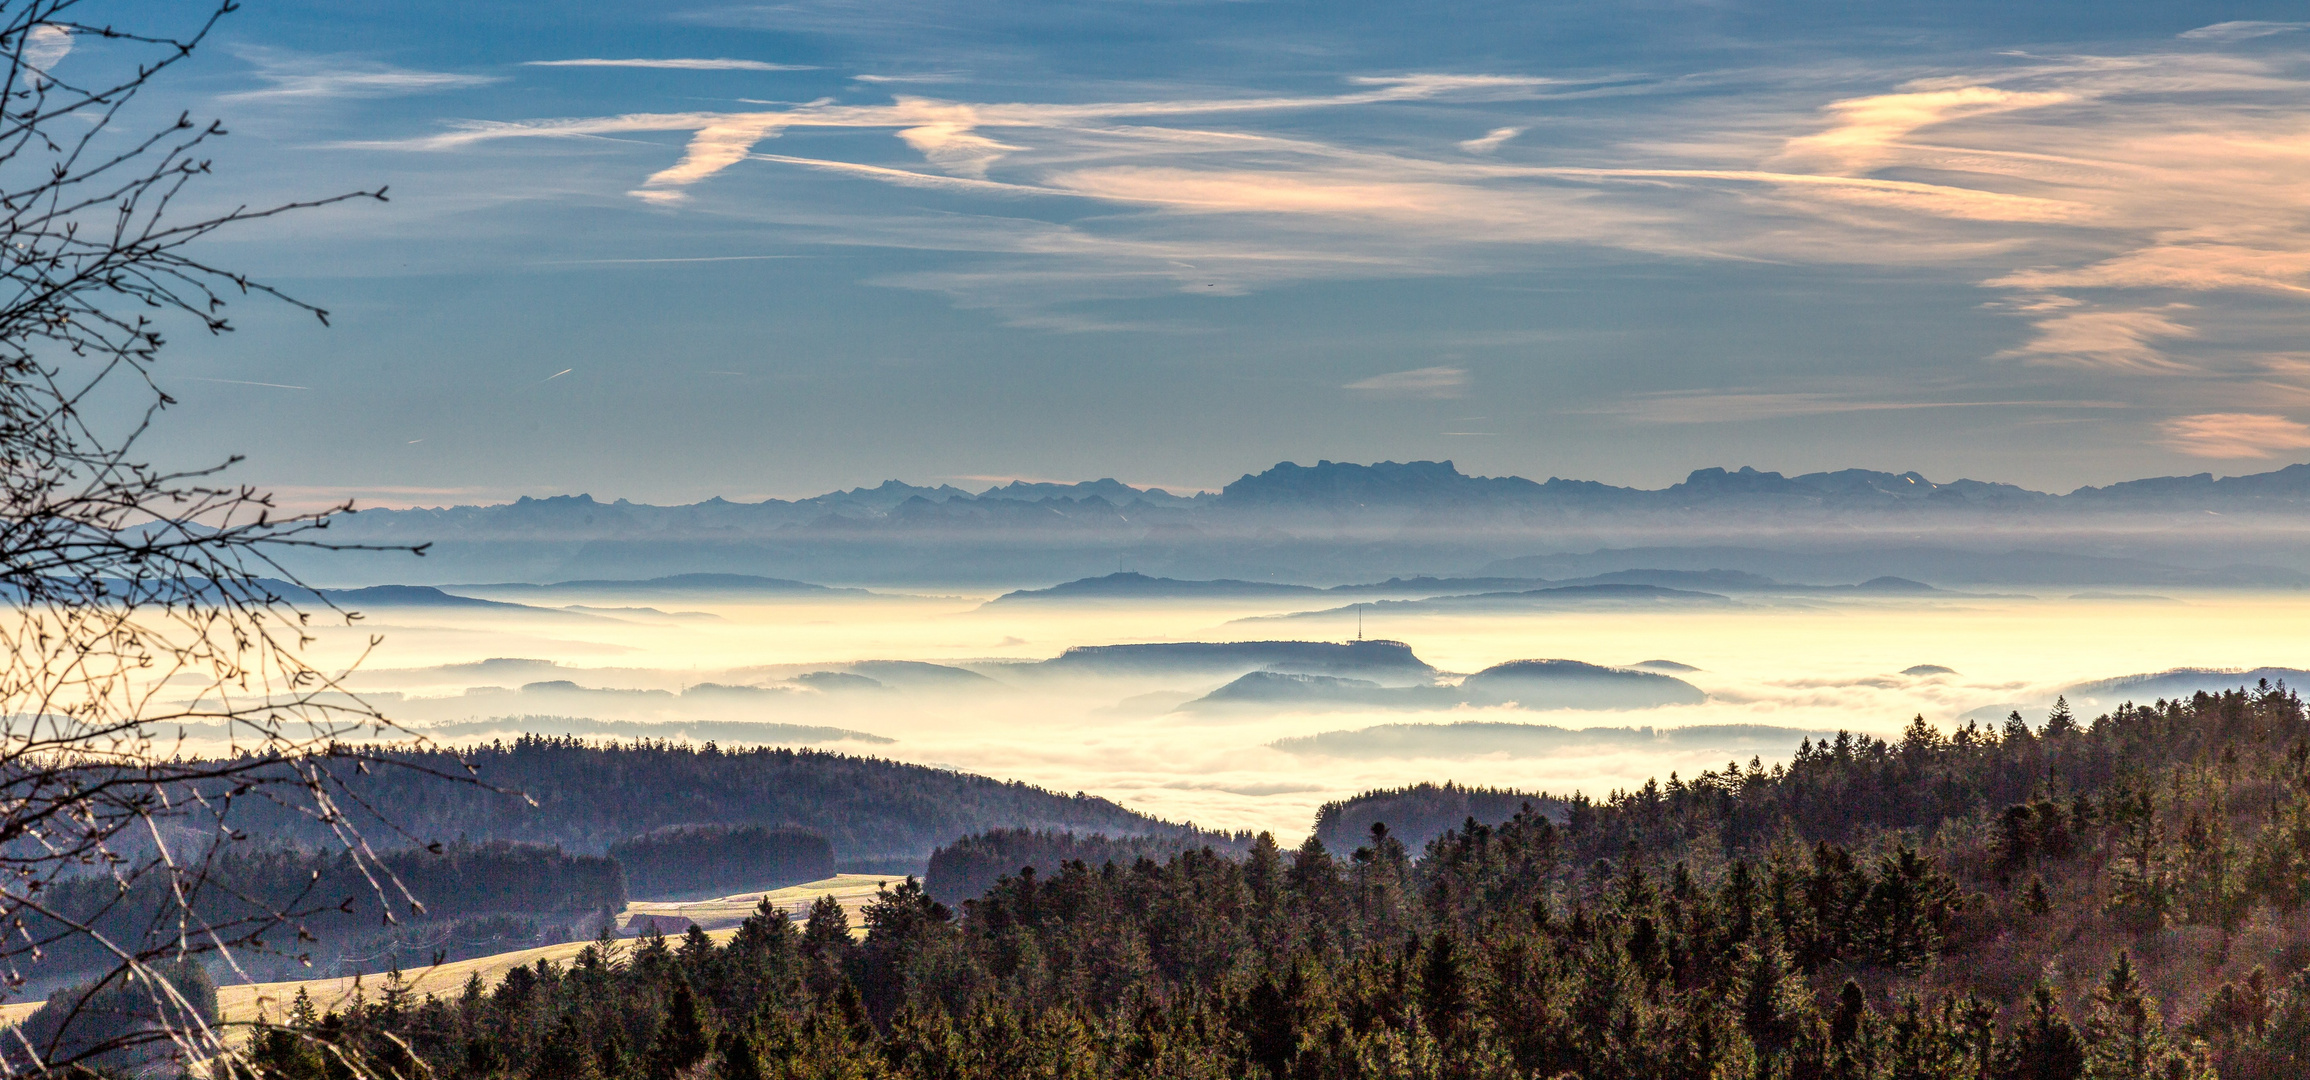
[
  {"xmin": 218, "ymin": 739, "xmax": 1182, "ymax": 872},
  {"xmin": 242, "ymin": 685, "xmax": 2310, "ymax": 1079}
]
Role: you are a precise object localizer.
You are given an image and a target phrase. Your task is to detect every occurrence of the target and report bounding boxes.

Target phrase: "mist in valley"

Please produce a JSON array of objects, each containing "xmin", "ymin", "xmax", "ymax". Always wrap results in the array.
[{"xmin": 222, "ymin": 579, "xmax": 2310, "ymax": 839}]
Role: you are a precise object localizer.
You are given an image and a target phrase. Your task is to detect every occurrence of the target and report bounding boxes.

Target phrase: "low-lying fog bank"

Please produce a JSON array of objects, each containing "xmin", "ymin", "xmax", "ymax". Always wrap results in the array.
[{"xmin": 151, "ymin": 585, "xmax": 2310, "ymax": 838}]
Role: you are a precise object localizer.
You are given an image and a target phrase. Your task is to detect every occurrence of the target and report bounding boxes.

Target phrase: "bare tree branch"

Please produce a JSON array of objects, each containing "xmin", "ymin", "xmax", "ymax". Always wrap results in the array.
[{"xmin": 0, "ymin": 3, "xmax": 466, "ymax": 1075}]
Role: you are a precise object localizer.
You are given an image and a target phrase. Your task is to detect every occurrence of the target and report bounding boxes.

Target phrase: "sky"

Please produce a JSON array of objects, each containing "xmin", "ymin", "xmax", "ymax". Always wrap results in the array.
[{"xmin": 74, "ymin": 0, "xmax": 2310, "ymax": 505}]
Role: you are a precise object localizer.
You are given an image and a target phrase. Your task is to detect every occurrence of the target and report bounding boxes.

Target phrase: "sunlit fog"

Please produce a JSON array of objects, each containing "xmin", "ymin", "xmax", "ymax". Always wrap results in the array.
[{"xmin": 232, "ymin": 587, "xmax": 2308, "ymax": 838}]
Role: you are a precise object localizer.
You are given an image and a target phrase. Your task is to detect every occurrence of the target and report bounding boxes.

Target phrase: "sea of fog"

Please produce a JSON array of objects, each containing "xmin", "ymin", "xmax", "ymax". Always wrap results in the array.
[{"xmin": 255, "ymin": 588, "xmax": 2310, "ymax": 839}]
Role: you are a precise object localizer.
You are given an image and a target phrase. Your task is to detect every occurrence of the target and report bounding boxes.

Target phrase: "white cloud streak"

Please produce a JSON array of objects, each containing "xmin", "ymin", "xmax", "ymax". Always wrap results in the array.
[
  {"xmin": 524, "ymin": 58, "xmax": 815, "ymax": 71},
  {"xmin": 1459, "ymin": 126, "xmax": 1523, "ymax": 153},
  {"xmin": 2179, "ymin": 22, "xmax": 2308, "ymax": 43},
  {"xmin": 1343, "ymin": 366, "xmax": 1467, "ymax": 398},
  {"xmin": 226, "ymin": 50, "xmax": 497, "ymax": 102}
]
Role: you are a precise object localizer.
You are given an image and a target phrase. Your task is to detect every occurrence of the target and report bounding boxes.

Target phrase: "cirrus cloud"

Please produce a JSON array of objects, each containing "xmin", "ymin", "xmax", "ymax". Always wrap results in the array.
[
  {"xmin": 1996, "ymin": 308, "xmax": 2198, "ymax": 373},
  {"xmin": 1344, "ymin": 366, "xmax": 1468, "ymax": 398},
  {"xmin": 2159, "ymin": 413, "xmax": 2310, "ymax": 458},
  {"xmin": 2179, "ymin": 22, "xmax": 2308, "ymax": 43},
  {"xmin": 225, "ymin": 49, "xmax": 497, "ymax": 101},
  {"xmin": 1458, "ymin": 126, "xmax": 1524, "ymax": 153},
  {"xmin": 524, "ymin": 58, "xmax": 815, "ymax": 71},
  {"xmin": 365, "ymin": 41, "xmax": 2310, "ymax": 387}
]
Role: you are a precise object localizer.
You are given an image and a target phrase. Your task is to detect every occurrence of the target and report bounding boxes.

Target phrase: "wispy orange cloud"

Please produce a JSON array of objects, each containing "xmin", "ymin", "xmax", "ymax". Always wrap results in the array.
[
  {"xmin": 1770, "ymin": 87, "xmax": 2071, "ymax": 175},
  {"xmin": 1986, "ymin": 243, "xmax": 2310, "ymax": 295},
  {"xmin": 1996, "ymin": 308, "xmax": 2197, "ymax": 373},
  {"xmin": 2159, "ymin": 413, "xmax": 2310, "ymax": 458}
]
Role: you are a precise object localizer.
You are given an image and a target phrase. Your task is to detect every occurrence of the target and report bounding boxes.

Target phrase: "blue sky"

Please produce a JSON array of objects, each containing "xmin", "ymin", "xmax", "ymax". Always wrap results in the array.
[{"xmin": 87, "ymin": 0, "xmax": 2310, "ymax": 504}]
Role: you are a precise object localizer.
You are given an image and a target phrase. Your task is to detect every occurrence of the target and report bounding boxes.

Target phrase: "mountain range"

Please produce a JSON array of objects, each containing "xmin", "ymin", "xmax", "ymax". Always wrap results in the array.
[{"xmin": 284, "ymin": 459, "xmax": 2310, "ymax": 587}]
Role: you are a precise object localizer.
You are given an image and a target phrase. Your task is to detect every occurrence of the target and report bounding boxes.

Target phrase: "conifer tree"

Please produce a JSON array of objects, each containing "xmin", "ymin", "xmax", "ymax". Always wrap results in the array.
[
  {"xmin": 805, "ymin": 894, "xmax": 854, "ymax": 953},
  {"xmin": 532, "ymin": 1014, "xmax": 607, "ymax": 1080},
  {"xmin": 717, "ymin": 1028, "xmax": 766, "ymax": 1080},
  {"xmin": 1828, "ymin": 980, "xmax": 1875, "ymax": 1080},
  {"xmin": 2083, "ymin": 952, "xmax": 2198, "ymax": 1080},
  {"xmin": 1241, "ymin": 976, "xmax": 1298, "ymax": 1079},
  {"xmin": 649, "ymin": 977, "xmax": 715, "ymax": 1080},
  {"xmin": 1736, "ymin": 936, "xmax": 1808, "ymax": 1059},
  {"xmin": 1418, "ymin": 932, "xmax": 1471, "ymax": 1045},
  {"xmin": 2024, "ymin": 875, "xmax": 2053, "ymax": 916},
  {"xmin": 2046, "ymin": 698, "xmax": 2079, "ymax": 737}
]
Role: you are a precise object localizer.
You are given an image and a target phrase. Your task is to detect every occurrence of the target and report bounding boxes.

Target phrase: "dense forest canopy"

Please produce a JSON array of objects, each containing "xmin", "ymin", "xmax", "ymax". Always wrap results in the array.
[
  {"xmin": 248, "ymin": 683, "xmax": 2310, "ymax": 1079},
  {"xmin": 215, "ymin": 738, "xmax": 1180, "ymax": 871},
  {"xmin": 33, "ymin": 842, "xmax": 624, "ymax": 987},
  {"xmin": 612, "ymin": 825, "xmax": 837, "ymax": 900},
  {"xmin": 926, "ymin": 828, "xmax": 1254, "ymax": 905}
]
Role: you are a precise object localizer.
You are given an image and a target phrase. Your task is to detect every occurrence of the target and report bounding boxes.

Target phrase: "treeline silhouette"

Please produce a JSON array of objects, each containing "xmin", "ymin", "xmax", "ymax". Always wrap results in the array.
[
  {"xmin": 1312, "ymin": 781, "xmax": 1566, "ymax": 853},
  {"xmin": 612, "ymin": 825, "xmax": 836, "ymax": 900},
  {"xmin": 924, "ymin": 827, "xmax": 1254, "ymax": 904},
  {"xmin": 920, "ymin": 785, "xmax": 1562, "ymax": 907},
  {"xmin": 252, "ymin": 684, "xmax": 2310, "ymax": 1079},
  {"xmin": 218, "ymin": 736, "xmax": 1179, "ymax": 871}
]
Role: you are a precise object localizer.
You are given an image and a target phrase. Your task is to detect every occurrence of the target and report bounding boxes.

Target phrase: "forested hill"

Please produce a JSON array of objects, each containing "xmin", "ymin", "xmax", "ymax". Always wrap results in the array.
[
  {"xmin": 292, "ymin": 684, "xmax": 2310, "ymax": 1080},
  {"xmin": 1312, "ymin": 781, "xmax": 1568, "ymax": 852},
  {"xmin": 222, "ymin": 738, "xmax": 1176, "ymax": 870}
]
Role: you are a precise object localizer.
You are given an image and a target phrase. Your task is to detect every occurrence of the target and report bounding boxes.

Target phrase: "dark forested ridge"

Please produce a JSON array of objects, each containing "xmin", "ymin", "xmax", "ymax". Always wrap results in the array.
[
  {"xmin": 1312, "ymin": 782, "xmax": 1568, "ymax": 853},
  {"xmin": 220, "ymin": 737, "xmax": 1180, "ymax": 871},
  {"xmin": 38, "ymin": 842, "xmax": 623, "ymax": 984},
  {"xmin": 261, "ymin": 684, "xmax": 2310, "ymax": 1079},
  {"xmin": 924, "ymin": 828, "xmax": 1255, "ymax": 905},
  {"xmin": 612, "ymin": 825, "xmax": 837, "ymax": 900}
]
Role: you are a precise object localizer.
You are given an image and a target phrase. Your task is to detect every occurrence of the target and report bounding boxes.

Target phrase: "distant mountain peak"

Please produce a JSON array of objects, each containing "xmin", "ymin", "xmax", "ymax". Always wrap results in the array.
[
  {"xmin": 1221, "ymin": 459, "xmax": 1544, "ymax": 507},
  {"xmin": 294, "ymin": 457, "xmax": 2310, "ymax": 588}
]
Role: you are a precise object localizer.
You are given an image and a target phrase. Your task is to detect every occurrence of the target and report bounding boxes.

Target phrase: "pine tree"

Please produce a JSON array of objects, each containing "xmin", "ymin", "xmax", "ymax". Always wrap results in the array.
[
  {"xmin": 717, "ymin": 1028, "xmax": 766, "ymax": 1080},
  {"xmin": 804, "ymin": 894, "xmax": 853, "ymax": 953},
  {"xmin": 531, "ymin": 1014, "xmax": 607, "ymax": 1080},
  {"xmin": 2045, "ymin": 697, "xmax": 2079, "ymax": 738},
  {"xmin": 1241, "ymin": 976, "xmax": 1298, "ymax": 1079},
  {"xmin": 649, "ymin": 977, "xmax": 715, "ymax": 1080},
  {"xmin": 1828, "ymin": 980, "xmax": 1876, "ymax": 1080},
  {"xmin": 2024, "ymin": 875, "xmax": 2053, "ymax": 916},
  {"xmin": 1418, "ymin": 932, "xmax": 1470, "ymax": 1044},
  {"xmin": 1860, "ymin": 847, "xmax": 1961, "ymax": 968},
  {"xmin": 2082, "ymin": 952, "xmax": 2203, "ymax": 1080},
  {"xmin": 1737, "ymin": 936, "xmax": 1807, "ymax": 1058}
]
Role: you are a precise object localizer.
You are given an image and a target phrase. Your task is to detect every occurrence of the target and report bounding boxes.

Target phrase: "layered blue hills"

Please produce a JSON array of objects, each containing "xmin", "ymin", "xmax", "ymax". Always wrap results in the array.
[{"xmin": 274, "ymin": 459, "xmax": 2310, "ymax": 587}]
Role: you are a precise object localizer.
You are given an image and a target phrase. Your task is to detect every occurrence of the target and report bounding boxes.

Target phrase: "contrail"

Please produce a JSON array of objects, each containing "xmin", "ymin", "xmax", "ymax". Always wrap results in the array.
[{"xmin": 179, "ymin": 376, "xmax": 310, "ymax": 390}]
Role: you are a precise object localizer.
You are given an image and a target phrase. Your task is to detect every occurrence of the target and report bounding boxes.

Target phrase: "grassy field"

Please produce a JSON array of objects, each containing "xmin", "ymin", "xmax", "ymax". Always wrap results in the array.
[{"xmin": 0, "ymin": 874, "xmax": 902, "ymax": 1029}]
